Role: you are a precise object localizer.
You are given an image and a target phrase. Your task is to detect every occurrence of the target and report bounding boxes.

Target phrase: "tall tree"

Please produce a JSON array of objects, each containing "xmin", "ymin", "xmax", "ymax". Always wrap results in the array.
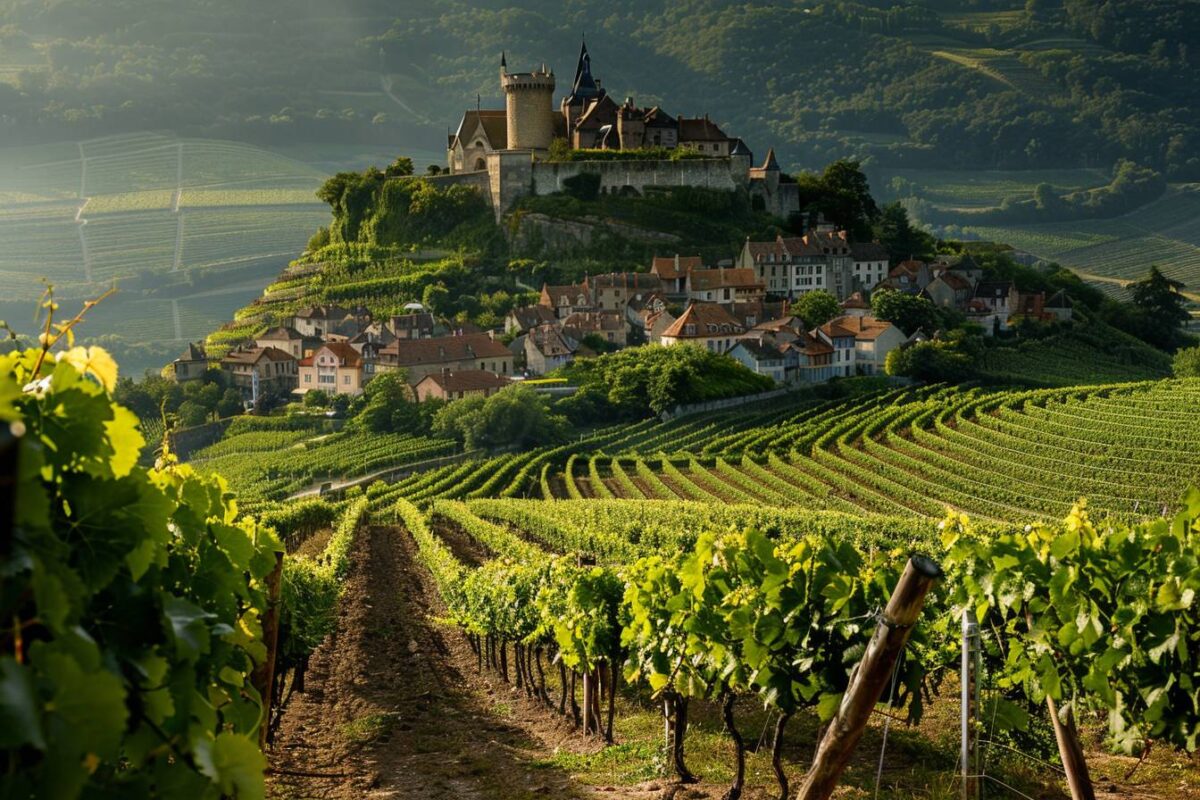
[
  {"xmin": 876, "ymin": 202, "xmax": 935, "ymax": 263},
  {"xmin": 793, "ymin": 159, "xmax": 880, "ymax": 241}
]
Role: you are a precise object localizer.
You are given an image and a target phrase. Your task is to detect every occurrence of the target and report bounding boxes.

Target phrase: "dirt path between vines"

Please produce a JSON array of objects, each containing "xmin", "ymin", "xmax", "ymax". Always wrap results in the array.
[{"xmin": 267, "ymin": 525, "xmax": 672, "ymax": 800}]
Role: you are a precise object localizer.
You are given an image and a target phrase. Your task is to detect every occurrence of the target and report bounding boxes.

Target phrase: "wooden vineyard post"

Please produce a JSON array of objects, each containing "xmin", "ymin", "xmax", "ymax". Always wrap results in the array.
[
  {"xmin": 961, "ymin": 610, "xmax": 982, "ymax": 800},
  {"xmin": 1046, "ymin": 684, "xmax": 1096, "ymax": 800},
  {"xmin": 796, "ymin": 555, "xmax": 942, "ymax": 800},
  {"xmin": 253, "ymin": 550, "xmax": 285, "ymax": 748}
]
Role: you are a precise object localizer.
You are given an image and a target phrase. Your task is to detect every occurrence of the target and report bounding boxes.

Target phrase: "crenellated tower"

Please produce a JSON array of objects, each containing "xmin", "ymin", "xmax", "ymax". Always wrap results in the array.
[{"xmin": 500, "ymin": 54, "xmax": 556, "ymax": 152}]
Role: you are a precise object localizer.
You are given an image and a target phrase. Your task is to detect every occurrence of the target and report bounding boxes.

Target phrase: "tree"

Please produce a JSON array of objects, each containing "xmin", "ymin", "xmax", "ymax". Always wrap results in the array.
[
  {"xmin": 303, "ymin": 389, "xmax": 328, "ymax": 408},
  {"xmin": 871, "ymin": 289, "xmax": 943, "ymax": 336},
  {"xmin": 1131, "ymin": 266, "xmax": 1190, "ymax": 327},
  {"xmin": 794, "ymin": 159, "xmax": 880, "ymax": 241},
  {"xmin": 176, "ymin": 400, "xmax": 208, "ymax": 427},
  {"xmin": 876, "ymin": 202, "xmax": 935, "ymax": 263},
  {"xmin": 216, "ymin": 387, "xmax": 244, "ymax": 418},
  {"xmin": 433, "ymin": 385, "xmax": 569, "ymax": 450},
  {"xmin": 792, "ymin": 290, "xmax": 841, "ymax": 326},
  {"xmin": 885, "ymin": 341, "xmax": 975, "ymax": 382},
  {"xmin": 351, "ymin": 371, "xmax": 418, "ymax": 433},
  {"xmin": 1174, "ymin": 346, "xmax": 1200, "ymax": 377},
  {"xmin": 422, "ymin": 283, "xmax": 451, "ymax": 315},
  {"xmin": 384, "ymin": 156, "xmax": 414, "ymax": 177}
]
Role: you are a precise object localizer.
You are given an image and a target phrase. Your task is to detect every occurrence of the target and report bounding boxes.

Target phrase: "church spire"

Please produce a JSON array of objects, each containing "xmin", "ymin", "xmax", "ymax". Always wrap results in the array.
[{"xmin": 570, "ymin": 35, "xmax": 599, "ymax": 99}]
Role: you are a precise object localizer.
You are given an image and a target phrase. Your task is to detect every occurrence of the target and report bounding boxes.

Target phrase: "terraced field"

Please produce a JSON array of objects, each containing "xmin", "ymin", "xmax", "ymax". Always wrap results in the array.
[{"xmin": 0, "ymin": 132, "xmax": 330, "ymax": 352}]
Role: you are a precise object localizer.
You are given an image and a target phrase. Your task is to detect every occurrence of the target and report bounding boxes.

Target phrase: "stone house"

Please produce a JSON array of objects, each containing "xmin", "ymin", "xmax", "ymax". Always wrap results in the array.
[
  {"xmin": 813, "ymin": 320, "xmax": 858, "ymax": 378},
  {"xmin": 256, "ymin": 326, "xmax": 317, "ymax": 360},
  {"xmin": 297, "ymin": 342, "xmax": 364, "ymax": 397},
  {"xmin": 924, "ymin": 272, "xmax": 974, "ymax": 309},
  {"xmin": 414, "ymin": 370, "xmax": 511, "ymax": 402},
  {"xmin": 728, "ymin": 340, "xmax": 785, "ymax": 384},
  {"xmin": 505, "ymin": 304, "xmax": 557, "ymax": 335},
  {"xmin": 562, "ymin": 310, "xmax": 628, "ymax": 347},
  {"xmin": 378, "ymin": 333, "xmax": 514, "ymax": 383},
  {"xmin": 171, "ymin": 342, "xmax": 209, "ymax": 383},
  {"xmin": 584, "ymin": 272, "xmax": 663, "ymax": 314},
  {"xmin": 826, "ymin": 315, "xmax": 906, "ymax": 376},
  {"xmin": 649, "ymin": 255, "xmax": 703, "ymax": 299},
  {"xmin": 539, "ymin": 283, "xmax": 593, "ymax": 320},
  {"xmin": 525, "ymin": 324, "xmax": 579, "ymax": 375},
  {"xmin": 220, "ymin": 346, "xmax": 298, "ymax": 402},
  {"xmin": 290, "ymin": 305, "xmax": 351, "ymax": 338},
  {"xmin": 641, "ymin": 309, "xmax": 677, "ymax": 345},
  {"xmin": 388, "ymin": 312, "xmax": 438, "ymax": 340},
  {"xmin": 783, "ymin": 334, "xmax": 837, "ymax": 384},
  {"xmin": 686, "ymin": 267, "xmax": 765, "ymax": 305},
  {"xmin": 660, "ymin": 302, "xmax": 748, "ymax": 353}
]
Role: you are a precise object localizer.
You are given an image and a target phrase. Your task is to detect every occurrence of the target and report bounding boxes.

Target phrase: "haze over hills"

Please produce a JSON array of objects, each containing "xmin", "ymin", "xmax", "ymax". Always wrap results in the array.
[{"xmin": 1, "ymin": 0, "xmax": 1198, "ymax": 375}]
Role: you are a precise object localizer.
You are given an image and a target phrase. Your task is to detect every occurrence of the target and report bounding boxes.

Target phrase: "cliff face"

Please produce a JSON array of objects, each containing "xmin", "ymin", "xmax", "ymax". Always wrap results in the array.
[{"xmin": 507, "ymin": 210, "xmax": 681, "ymax": 255}]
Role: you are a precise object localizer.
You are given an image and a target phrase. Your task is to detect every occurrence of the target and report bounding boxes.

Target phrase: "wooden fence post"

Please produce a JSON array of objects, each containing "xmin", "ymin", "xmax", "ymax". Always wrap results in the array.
[
  {"xmin": 796, "ymin": 555, "xmax": 942, "ymax": 800},
  {"xmin": 253, "ymin": 550, "xmax": 285, "ymax": 748},
  {"xmin": 1046, "ymin": 681, "xmax": 1096, "ymax": 799}
]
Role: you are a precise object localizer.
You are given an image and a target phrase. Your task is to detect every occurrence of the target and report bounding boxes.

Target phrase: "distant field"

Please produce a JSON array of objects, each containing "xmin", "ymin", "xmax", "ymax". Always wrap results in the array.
[
  {"xmin": 0, "ymin": 132, "xmax": 331, "ymax": 348},
  {"xmin": 960, "ymin": 187, "xmax": 1200, "ymax": 290},
  {"xmin": 886, "ymin": 167, "xmax": 1109, "ymax": 208}
]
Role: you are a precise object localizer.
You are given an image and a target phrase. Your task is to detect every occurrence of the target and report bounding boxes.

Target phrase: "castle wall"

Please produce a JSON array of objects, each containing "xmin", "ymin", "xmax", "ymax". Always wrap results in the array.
[
  {"xmin": 422, "ymin": 170, "xmax": 491, "ymax": 195},
  {"xmin": 529, "ymin": 157, "xmax": 748, "ymax": 199}
]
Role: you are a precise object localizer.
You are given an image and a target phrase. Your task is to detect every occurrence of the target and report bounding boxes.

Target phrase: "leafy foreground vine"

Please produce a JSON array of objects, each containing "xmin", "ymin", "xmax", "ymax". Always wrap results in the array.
[{"xmin": 1, "ymin": 344, "xmax": 282, "ymax": 799}]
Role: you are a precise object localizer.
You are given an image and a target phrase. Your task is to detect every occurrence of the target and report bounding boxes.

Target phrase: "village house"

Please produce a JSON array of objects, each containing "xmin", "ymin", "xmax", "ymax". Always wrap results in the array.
[
  {"xmin": 649, "ymin": 255, "xmax": 703, "ymax": 299},
  {"xmin": 414, "ymin": 370, "xmax": 511, "ymax": 402},
  {"xmin": 850, "ymin": 242, "xmax": 890, "ymax": 290},
  {"xmin": 641, "ymin": 309, "xmax": 677, "ymax": 345},
  {"xmin": 660, "ymin": 302, "xmax": 748, "ymax": 353},
  {"xmin": 813, "ymin": 320, "xmax": 858, "ymax": 378},
  {"xmin": 728, "ymin": 298, "xmax": 785, "ymax": 330},
  {"xmin": 388, "ymin": 311, "xmax": 438, "ymax": 340},
  {"xmin": 378, "ymin": 332, "xmax": 514, "ymax": 383},
  {"xmin": 751, "ymin": 315, "xmax": 807, "ymax": 345},
  {"xmin": 525, "ymin": 324, "xmax": 580, "ymax": 375},
  {"xmin": 539, "ymin": 283, "xmax": 593, "ymax": 320},
  {"xmin": 737, "ymin": 230, "xmax": 856, "ymax": 300},
  {"xmin": 220, "ymin": 346, "xmax": 298, "ymax": 402},
  {"xmin": 924, "ymin": 272, "xmax": 974, "ymax": 309},
  {"xmin": 562, "ymin": 310, "xmax": 628, "ymax": 347},
  {"xmin": 973, "ymin": 281, "xmax": 1019, "ymax": 316},
  {"xmin": 880, "ymin": 260, "xmax": 933, "ymax": 293},
  {"xmin": 170, "ymin": 342, "xmax": 209, "ymax": 383},
  {"xmin": 256, "ymin": 326, "xmax": 316, "ymax": 360},
  {"xmin": 585, "ymin": 272, "xmax": 663, "ymax": 313},
  {"xmin": 625, "ymin": 292, "xmax": 668, "ymax": 331},
  {"xmin": 505, "ymin": 304, "xmax": 558, "ymax": 335},
  {"xmin": 686, "ymin": 267, "xmax": 765, "ymax": 305},
  {"xmin": 1046, "ymin": 290, "xmax": 1074, "ymax": 322},
  {"xmin": 826, "ymin": 315, "xmax": 906, "ymax": 376},
  {"xmin": 290, "ymin": 305, "xmax": 353, "ymax": 338},
  {"xmin": 728, "ymin": 339, "xmax": 785, "ymax": 384},
  {"xmin": 297, "ymin": 342, "xmax": 364, "ymax": 397},
  {"xmin": 783, "ymin": 333, "xmax": 837, "ymax": 384},
  {"xmin": 840, "ymin": 293, "xmax": 871, "ymax": 318}
]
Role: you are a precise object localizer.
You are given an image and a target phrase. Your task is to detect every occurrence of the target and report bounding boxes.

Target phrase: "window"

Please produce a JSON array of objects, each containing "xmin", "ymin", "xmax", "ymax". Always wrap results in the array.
[
  {"xmin": 304, "ymin": 374, "xmax": 311, "ymax": 383},
  {"xmin": 319, "ymin": 374, "xmax": 334, "ymax": 384},
  {"xmin": 343, "ymin": 374, "xmax": 350, "ymax": 384}
]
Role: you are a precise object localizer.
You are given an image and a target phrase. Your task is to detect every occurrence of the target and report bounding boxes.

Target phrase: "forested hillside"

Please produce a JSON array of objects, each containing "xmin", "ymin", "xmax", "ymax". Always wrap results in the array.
[{"xmin": 1, "ymin": 0, "xmax": 1196, "ymax": 177}]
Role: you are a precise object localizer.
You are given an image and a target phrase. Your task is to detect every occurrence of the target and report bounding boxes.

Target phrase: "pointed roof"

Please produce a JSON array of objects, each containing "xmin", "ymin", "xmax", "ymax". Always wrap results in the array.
[
  {"xmin": 568, "ymin": 38, "xmax": 601, "ymax": 103},
  {"xmin": 761, "ymin": 148, "xmax": 780, "ymax": 171}
]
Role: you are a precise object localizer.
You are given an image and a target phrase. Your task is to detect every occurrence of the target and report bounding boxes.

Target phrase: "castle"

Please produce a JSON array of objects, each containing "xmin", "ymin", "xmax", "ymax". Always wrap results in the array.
[{"xmin": 442, "ymin": 40, "xmax": 799, "ymax": 220}]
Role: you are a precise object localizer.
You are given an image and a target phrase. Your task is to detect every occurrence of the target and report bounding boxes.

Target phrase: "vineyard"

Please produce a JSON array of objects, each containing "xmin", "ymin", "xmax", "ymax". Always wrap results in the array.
[
  {"xmin": 0, "ymin": 133, "xmax": 329, "ymax": 361},
  {"xmin": 223, "ymin": 380, "xmax": 1198, "ymax": 530}
]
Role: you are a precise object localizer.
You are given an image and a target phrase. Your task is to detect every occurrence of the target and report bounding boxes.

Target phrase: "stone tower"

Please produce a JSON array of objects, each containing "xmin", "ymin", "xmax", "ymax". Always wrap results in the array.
[{"xmin": 500, "ymin": 54, "xmax": 556, "ymax": 152}]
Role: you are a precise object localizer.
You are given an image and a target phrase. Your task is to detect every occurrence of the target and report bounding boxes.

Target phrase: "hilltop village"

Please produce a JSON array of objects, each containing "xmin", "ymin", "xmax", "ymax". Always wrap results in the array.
[
  {"xmin": 174, "ymin": 235, "xmax": 1071, "ymax": 407},
  {"xmin": 168, "ymin": 43, "xmax": 1080, "ymax": 409}
]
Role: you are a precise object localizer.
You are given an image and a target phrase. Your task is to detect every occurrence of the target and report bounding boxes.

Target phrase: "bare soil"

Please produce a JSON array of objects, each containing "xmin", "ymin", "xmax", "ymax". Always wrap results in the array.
[{"xmin": 267, "ymin": 526, "xmax": 666, "ymax": 800}]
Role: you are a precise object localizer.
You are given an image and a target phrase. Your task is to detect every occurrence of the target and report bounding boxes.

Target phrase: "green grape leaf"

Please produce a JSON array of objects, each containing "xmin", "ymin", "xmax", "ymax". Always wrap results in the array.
[{"xmin": 0, "ymin": 657, "xmax": 46, "ymax": 750}]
